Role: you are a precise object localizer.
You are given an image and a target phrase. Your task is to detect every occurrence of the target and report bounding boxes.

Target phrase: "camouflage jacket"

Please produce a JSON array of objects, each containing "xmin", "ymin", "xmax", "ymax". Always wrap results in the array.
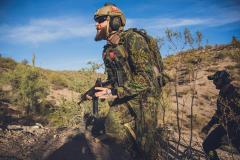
[
  {"xmin": 208, "ymin": 84, "xmax": 240, "ymax": 129},
  {"xmin": 102, "ymin": 29, "xmax": 162, "ymax": 103}
]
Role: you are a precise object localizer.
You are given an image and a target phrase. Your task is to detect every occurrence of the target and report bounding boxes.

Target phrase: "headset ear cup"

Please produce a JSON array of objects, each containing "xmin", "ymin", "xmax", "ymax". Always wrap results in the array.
[{"xmin": 110, "ymin": 17, "xmax": 121, "ymax": 31}]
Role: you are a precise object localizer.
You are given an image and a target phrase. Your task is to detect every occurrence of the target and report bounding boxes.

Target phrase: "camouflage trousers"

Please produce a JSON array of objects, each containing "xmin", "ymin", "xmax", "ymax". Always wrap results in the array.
[{"xmin": 105, "ymin": 95, "xmax": 159, "ymax": 158}]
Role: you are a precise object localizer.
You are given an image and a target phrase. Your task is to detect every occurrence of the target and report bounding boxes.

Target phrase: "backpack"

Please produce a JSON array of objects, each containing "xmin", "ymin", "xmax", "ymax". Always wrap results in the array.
[{"xmin": 120, "ymin": 28, "xmax": 167, "ymax": 89}]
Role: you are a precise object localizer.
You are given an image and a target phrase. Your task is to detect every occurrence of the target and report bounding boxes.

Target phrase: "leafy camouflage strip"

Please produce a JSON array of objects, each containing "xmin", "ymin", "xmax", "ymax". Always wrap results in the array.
[
  {"xmin": 103, "ymin": 29, "xmax": 163, "ymax": 157},
  {"xmin": 104, "ymin": 96, "xmax": 159, "ymax": 157}
]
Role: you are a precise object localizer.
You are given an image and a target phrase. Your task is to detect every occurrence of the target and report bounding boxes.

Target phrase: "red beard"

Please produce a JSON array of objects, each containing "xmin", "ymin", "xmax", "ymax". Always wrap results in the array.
[{"xmin": 95, "ymin": 26, "xmax": 108, "ymax": 41}]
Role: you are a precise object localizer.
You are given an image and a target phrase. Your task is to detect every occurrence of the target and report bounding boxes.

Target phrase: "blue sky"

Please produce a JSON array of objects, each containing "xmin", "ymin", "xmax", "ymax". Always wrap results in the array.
[{"xmin": 0, "ymin": 0, "xmax": 240, "ymax": 71}]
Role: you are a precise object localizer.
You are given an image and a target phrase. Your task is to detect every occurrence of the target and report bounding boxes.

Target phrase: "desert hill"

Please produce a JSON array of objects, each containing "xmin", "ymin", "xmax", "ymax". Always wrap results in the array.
[{"xmin": 161, "ymin": 43, "xmax": 240, "ymax": 159}]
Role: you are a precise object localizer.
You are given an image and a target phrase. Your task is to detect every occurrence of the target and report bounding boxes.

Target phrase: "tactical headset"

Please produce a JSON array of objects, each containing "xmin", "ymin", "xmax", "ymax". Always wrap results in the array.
[
  {"xmin": 110, "ymin": 16, "xmax": 122, "ymax": 31},
  {"xmin": 94, "ymin": 3, "xmax": 126, "ymax": 32}
]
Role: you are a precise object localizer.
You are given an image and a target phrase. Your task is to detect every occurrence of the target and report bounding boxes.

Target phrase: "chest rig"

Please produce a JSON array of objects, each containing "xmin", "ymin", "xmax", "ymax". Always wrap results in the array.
[{"xmin": 102, "ymin": 40, "xmax": 130, "ymax": 88}]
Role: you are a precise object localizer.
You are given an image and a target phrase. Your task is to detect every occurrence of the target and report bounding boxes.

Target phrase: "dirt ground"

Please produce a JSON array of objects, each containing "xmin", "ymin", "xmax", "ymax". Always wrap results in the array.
[{"xmin": 0, "ymin": 125, "xmax": 134, "ymax": 160}]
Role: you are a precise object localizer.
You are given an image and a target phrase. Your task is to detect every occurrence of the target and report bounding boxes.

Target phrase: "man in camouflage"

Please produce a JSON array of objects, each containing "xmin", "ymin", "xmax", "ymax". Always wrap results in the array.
[
  {"xmin": 201, "ymin": 70, "xmax": 240, "ymax": 160},
  {"xmin": 92, "ymin": 3, "xmax": 164, "ymax": 159}
]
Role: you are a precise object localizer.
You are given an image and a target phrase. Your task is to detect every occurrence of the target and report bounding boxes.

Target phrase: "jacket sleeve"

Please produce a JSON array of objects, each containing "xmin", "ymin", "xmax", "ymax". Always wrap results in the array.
[
  {"xmin": 116, "ymin": 32, "xmax": 155, "ymax": 98},
  {"xmin": 232, "ymin": 88, "xmax": 240, "ymax": 119},
  {"xmin": 234, "ymin": 88, "xmax": 240, "ymax": 111},
  {"xmin": 206, "ymin": 113, "xmax": 219, "ymax": 127}
]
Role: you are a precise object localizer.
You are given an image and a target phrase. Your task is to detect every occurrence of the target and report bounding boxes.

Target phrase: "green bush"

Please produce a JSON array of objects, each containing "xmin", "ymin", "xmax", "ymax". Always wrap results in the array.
[
  {"xmin": 51, "ymin": 76, "xmax": 68, "ymax": 89},
  {"xmin": 47, "ymin": 96, "xmax": 109, "ymax": 127},
  {"xmin": 0, "ymin": 57, "xmax": 17, "ymax": 70},
  {"xmin": 228, "ymin": 49, "xmax": 240, "ymax": 63},
  {"xmin": 7, "ymin": 64, "xmax": 49, "ymax": 114},
  {"xmin": 48, "ymin": 98, "xmax": 83, "ymax": 127}
]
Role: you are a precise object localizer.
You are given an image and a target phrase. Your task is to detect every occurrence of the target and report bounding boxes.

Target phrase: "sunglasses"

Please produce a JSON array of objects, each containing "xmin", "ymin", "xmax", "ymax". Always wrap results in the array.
[{"xmin": 95, "ymin": 16, "xmax": 108, "ymax": 23}]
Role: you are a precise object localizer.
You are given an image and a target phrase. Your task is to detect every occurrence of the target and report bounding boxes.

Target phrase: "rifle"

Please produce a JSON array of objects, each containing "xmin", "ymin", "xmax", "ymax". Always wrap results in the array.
[{"xmin": 78, "ymin": 78, "xmax": 115, "ymax": 115}]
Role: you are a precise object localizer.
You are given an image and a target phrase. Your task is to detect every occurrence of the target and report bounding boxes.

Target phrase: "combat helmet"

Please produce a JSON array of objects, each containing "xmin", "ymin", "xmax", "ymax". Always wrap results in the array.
[
  {"xmin": 94, "ymin": 3, "xmax": 126, "ymax": 31},
  {"xmin": 208, "ymin": 70, "xmax": 231, "ymax": 84}
]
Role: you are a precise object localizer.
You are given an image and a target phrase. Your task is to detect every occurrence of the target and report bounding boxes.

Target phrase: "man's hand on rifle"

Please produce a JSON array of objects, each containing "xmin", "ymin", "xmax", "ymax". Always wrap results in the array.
[
  {"xmin": 86, "ymin": 95, "xmax": 93, "ymax": 100},
  {"xmin": 95, "ymin": 87, "xmax": 118, "ymax": 99}
]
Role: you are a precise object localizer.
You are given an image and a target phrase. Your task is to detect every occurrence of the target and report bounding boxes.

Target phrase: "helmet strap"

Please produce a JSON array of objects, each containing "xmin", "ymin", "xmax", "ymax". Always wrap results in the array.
[{"xmin": 106, "ymin": 16, "xmax": 111, "ymax": 38}]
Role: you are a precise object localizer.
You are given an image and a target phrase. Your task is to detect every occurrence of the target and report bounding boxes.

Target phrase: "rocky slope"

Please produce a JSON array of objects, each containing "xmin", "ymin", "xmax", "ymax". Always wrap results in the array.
[{"xmin": 161, "ymin": 45, "xmax": 240, "ymax": 159}]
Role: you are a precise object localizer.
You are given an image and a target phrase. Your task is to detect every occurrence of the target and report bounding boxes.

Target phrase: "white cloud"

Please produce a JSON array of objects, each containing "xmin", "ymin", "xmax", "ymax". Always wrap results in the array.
[
  {"xmin": 1, "ymin": 13, "xmax": 239, "ymax": 45},
  {"xmin": 126, "ymin": 18, "xmax": 208, "ymax": 29},
  {"xmin": 126, "ymin": 15, "xmax": 240, "ymax": 30},
  {"xmin": 0, "ymin": 17, "xmax": 95, "ymax": 44}
]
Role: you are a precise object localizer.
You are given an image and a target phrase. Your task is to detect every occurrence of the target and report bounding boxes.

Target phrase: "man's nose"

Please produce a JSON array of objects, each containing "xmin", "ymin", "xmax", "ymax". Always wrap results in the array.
[{"xmin": 96, "ymin": 23, "xmax": 100, "ymax": 29}]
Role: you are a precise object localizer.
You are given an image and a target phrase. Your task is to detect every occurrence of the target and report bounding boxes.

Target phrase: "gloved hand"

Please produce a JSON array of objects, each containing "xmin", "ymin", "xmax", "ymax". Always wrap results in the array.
[
  {"xmin": 95, "ymin": 87, "xmax": 117, "ymax": 99},
  {"xmin": 201, "ymin": 125, "xmax": 211, "ymax": 134}
]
